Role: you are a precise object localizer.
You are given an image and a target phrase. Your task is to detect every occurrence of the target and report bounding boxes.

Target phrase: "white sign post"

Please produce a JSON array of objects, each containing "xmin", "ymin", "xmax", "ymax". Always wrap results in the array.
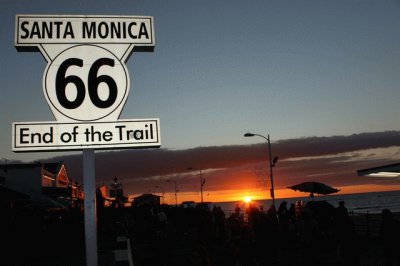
[{"xmin": 14, "ymin": 15, "xmax": 158, "ymax": 266}]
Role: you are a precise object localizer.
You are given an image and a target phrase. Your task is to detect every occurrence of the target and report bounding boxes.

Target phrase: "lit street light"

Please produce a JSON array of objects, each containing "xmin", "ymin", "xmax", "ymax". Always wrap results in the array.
[
  {"xmin": 244, "ymin": 132, "xmax": 278, "ymax": 207},
  {"xmin": 187, "ymin": 167, "xmax": 205, "ymax": 203}
]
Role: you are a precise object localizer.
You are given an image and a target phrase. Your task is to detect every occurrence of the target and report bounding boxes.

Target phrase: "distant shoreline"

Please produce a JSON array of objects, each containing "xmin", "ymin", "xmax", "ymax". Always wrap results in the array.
[{"xmin": 214, "ymin": 190, "xmax": 400, "ymax": 214}]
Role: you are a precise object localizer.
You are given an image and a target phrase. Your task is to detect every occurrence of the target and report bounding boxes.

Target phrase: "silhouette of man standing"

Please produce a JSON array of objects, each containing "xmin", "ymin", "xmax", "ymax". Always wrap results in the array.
[{"xmin": 380, "ymin": 209, "xmax": 400, "ymax": 266}]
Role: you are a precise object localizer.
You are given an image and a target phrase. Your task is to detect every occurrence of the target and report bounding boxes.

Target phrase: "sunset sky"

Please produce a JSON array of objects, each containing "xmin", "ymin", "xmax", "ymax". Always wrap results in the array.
[{"xmin": 2, "ymin": 0, "xmax": 400, "ymax": 204}]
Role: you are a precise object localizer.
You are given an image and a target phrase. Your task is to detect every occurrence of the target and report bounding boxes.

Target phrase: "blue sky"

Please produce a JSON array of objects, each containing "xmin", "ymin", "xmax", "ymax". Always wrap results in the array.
[{"xmin": 2, "ymin": 0, "xmax": 400, "ymax": 163}]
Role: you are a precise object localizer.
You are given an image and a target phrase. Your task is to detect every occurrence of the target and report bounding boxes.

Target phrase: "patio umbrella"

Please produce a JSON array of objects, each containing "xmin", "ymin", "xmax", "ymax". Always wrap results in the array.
[{"xmin": 288, "ymin": 181, "xmax": 340, "ymax": 198}]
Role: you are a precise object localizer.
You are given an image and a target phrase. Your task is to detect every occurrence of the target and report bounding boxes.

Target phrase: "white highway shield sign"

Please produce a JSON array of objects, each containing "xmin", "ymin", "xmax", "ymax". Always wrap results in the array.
[{"xmin": 13, "ymin": 14, "xmax": 161, "ymax": 152}]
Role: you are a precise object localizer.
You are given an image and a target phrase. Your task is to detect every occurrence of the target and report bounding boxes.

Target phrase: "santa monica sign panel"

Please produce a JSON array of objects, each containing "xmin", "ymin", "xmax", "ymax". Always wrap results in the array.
[
  {"xmin": 12, "ymin": 15, "xmax": 160, "ymax": 152},
  {"xmin": 15, "ymin": 15, "xmax": 154, "ymax": 46}
]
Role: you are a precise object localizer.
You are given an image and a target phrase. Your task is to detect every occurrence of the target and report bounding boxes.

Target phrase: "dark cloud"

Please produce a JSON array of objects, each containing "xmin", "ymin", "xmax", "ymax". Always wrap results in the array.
[
  {"xmin": 38, "ymin": 131, "xmax": 400, "ymax": 194},
  {"xmin": 273, "ymin": 131, "xmax": 400, "ymax": 158}
]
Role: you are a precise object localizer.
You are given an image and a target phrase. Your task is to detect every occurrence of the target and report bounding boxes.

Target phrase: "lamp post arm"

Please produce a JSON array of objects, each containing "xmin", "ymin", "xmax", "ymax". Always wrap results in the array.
[{"xmin": 250, "ymin": 133, "xmax": 269, "ymax": 142}]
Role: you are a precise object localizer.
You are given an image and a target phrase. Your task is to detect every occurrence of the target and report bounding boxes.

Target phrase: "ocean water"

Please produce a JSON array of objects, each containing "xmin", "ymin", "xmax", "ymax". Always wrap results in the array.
[{"xmin": 215, "ymin": 190, "xmax": 400, "ymax": 215}]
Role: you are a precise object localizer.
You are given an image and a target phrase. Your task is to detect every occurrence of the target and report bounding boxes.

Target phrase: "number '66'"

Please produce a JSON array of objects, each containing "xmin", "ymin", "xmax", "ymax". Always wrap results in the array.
[{"xmin": 56, "ymin": 58, "xmax": 118, "ymax": 109}]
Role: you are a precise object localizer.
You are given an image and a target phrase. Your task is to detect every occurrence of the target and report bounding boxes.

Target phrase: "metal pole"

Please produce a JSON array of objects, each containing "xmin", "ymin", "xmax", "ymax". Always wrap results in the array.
[
  {"xmin": 174, "ymin": 181, "xmax": 178, "ymax": 206},
  {"xmin": 244, "ymin": 132, "xmax": 277, "ymax": 207},
  {"xmin": 83, "ymin": 149, "xmax": 98, "ymax": 266},
  {"xmin": 267, "ymin": 135, "xmax": 276, "ymax": 207},
  {"xmin": 200, "ymin": 169, "xmax": 203, "ymax": 203},
  {"xmin": 187, "ymin": 167, "xmax": 204, "ymax": 204}
]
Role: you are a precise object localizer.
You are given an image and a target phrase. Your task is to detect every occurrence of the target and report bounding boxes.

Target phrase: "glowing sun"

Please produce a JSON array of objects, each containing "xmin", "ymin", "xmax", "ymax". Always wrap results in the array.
[{"xmin": 243, "ymin": 196, "xmax": 252, "ymax": 203}]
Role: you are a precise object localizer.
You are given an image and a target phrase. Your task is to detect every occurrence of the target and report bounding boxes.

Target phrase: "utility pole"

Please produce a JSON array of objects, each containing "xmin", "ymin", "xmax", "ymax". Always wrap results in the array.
[{"xmin": 188, "ymin": 167, "xmax": 205, "ymax": 203}]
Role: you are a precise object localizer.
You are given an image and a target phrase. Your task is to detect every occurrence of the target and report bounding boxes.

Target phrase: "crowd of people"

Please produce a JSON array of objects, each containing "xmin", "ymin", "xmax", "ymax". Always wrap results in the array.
[
  {"xmin": 1, "ymin": 199, "xmax": 400, "ymax": 265},
  {"xmin": 121, "ymin": 200, "xmax": 400, "ymax": 265}
]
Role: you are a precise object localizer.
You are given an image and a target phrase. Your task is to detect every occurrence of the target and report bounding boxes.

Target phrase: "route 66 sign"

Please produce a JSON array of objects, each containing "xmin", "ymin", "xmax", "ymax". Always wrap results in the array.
[
  {"xmin": 15, "ymin": 15, "xmax": 154, "ymax": 122},
  {"xmin": 43, "ymin": 45, "xmax": 129, "ymax": 121},
  {"xmin": 13, "ymin": 15, "xmax": 160, "ymax": 151}
]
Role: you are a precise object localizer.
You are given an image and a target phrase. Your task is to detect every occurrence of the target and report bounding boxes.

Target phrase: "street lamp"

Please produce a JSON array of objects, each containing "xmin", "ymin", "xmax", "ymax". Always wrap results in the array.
[
  {"xmin": 244, "ymin": 132, "xmax": 278, "ymax": 207},
  {"xmin": 187, "ymin": 167, "xmax": 205, "ymax": 203},
  {"xmin": 166, "ymin": 179, "xmax": 178, "ymax": 206}
]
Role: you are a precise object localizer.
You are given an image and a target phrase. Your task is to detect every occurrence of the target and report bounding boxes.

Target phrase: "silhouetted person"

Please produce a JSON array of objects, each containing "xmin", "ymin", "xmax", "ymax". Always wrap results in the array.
[
  {"xmin": 96, "ymin": 188, "xmax": 105, "ymax": 217},
  {"xmin": 337, "ymin": 200, "xmax": 348, "ymax": 216},
  {"xmin": 333, "ymin": 201, "xmax": 359, "ymax": 266},
  {"xmin": 213, "ymin": 206, "xmax": 226, "ymax": 241},
  {"xmin": 278, "ymin": 201, "xmax": 290, "ymax": 238},
  {"xmin": 245, "ymin": 205, "xmax": 267, "ymax": 264},
  {"xmin": 380, "ymin": 209, "xmax": 400, "ymax": 266},
  {"xmin": 295, "ymin": 200, "xmax": 304, "ymax": 219},
  {"xmin": 235, "ymin": 204, "xmax": 241, "ymax": 216},
  {"xmin": 227, "ymin": 212, "xmax": 243, "ymax": 239},
  {"xmin": 288, "ymin": 202, "xmax": 296, "ymax": 221},
  {"xmin": 264, "ymin": 205, "xmax": 279, "ymax": 265},
  {"xmin": 299, "ymin": 207, "xmax": 322, "ymax": 266}
]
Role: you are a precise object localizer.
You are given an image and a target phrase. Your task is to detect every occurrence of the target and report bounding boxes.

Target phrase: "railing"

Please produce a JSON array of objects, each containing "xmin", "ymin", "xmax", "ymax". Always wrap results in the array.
[{"xmin": 351, "ymin": 212, "xmax": 400, "ymax": 238}]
